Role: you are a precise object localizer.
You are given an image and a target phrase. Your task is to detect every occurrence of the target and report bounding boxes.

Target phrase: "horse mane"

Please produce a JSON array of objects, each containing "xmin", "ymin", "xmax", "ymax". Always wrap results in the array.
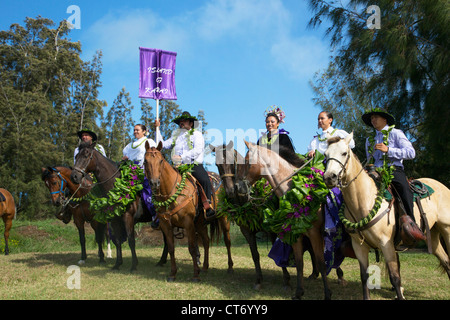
[
  {"xmin": 278, "ymin": 145, "xmax": 305, "ymax": 168},
  {"xmin": 327, "ymin": 136, "xmax": 342, "ymax": 146}
]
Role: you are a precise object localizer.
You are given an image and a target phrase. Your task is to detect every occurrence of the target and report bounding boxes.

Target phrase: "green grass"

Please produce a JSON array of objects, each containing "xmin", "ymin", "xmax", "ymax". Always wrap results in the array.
[{"xmin": 0, "ymin": 219, "xmax": 449, "ymax": 300}]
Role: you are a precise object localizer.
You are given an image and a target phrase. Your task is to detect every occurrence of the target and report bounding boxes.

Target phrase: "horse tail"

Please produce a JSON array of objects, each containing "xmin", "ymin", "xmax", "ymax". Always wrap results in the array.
[{"xmin": 209, "ymin": 219, "xmax": 222, "ymax": 245}]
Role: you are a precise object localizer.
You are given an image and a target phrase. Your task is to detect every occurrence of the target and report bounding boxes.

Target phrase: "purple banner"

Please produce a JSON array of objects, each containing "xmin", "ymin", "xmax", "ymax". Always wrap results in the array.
[{"xmin": 139, "ymin": 47, "xmax": 177, "ymax": 100}]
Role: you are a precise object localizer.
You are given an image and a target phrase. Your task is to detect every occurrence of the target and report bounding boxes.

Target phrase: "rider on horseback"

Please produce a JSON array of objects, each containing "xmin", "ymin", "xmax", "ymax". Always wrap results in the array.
[
  {"xmin": 74, "ymin": 129, "xmax": 106, "ymax": 162},
  {"xmin": 362, "ymin": 108, "xmax": 426, "ymax": 243},
  {"xmin": 155, "ymin": 111, "xmax": 216, "ymax": 220}
]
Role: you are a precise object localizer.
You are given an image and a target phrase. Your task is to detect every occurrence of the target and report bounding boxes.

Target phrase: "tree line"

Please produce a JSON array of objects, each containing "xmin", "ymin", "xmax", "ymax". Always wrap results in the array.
[
  {"xmin": 0, "ymin": 17, "xmax": 206, "ymax": 219},
  {"xmin": 308, "ymin": 0, "xmax": 449, "ymax": 186}
]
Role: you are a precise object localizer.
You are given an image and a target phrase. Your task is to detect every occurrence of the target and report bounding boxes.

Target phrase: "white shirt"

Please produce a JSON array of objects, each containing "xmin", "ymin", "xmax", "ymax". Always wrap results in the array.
[
  {"xmin": 123, "ymin": 136, "xmax": 156, "ymax": 168},
  {"xmin": 156, "ymin": 128, "xmax": 204, "ymax": 164},
  {"xmin": 74, "ymin": 144, "xmax": 106, "ymax": 163},
  {"xmin": 307, "ymin": 126, "xmax": 355, "ymax": 155}
]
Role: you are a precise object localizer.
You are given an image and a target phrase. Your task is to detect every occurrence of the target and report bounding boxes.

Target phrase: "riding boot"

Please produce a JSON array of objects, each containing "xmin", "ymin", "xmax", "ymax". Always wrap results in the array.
[{"xmin": 399, "ymin": 215, "xmax": 426, "ymax": 245}]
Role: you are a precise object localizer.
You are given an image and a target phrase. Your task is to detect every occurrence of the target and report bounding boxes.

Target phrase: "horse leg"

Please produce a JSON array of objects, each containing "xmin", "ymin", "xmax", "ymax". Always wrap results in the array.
[
  {"xmin": 2, "ymin": 216, "xmax": 12, "ymax": 255},
  {"xmin": 160, "ymin": 220, "xmax": 177, "ymax": 281},
  {"xmin": 291, "ymin": 236, "xmax": 305, "ymax": 300},
  {"xmin": 187, "ymin": 223, "xmax": 202, "ymax": 281},
  {"xmin": 73, "ymin": 210, "xmax": 87, "ymax": 264},
  {"xmin": 220, "ymin": 217, "xmax": 234, "ymax": 273},
  {"xmin": 308, "ymin": 229, "xmax": 332, "ymax": 300},
  {"xmin": 352, "ymin": 237, "xmax": 371, "ymax": 300},
  {"xmin": 430, "ymin": 228, "xmax": 450, "ymax": 280},
  {"xmin": 381, "ymin": 242, "xmax": 404, "ymax": 300},
  {"xmin": 92, "ymin": 221, "xmax": 106, "ymax": 263},
  {"xmin": 156, "ymin": 232, "xmax": 169, "ymax": 266},
  {"xmin": 240, "ymin": 226, "xmax": 263, "ymax": 290},
  {"xmin": 303, "ymin": 237, "xmax": 319, "ymax": 279},
  {"xmin": 197, "ymin": 227, "xmax": 209, "ymax": 273},
  {"xmin": 110, "ymin": 219, "xmax": 124, "ymax": 270},
  {"xmin": 124, "ymin": 212, "xmax": 138, "ymax": 272}
]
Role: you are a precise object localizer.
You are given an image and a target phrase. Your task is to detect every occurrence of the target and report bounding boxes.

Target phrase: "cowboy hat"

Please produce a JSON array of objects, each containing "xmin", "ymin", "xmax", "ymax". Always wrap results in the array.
[
  {"xmin": 77, "ymin": 129, "xmax": 98, "ymax": 141},
  {"xmin": 362, "ymin": 108, "xmax": 396, "ymax": 127},
  {"xmin": 172, "ymin": 111, "xmax": 198, "ymax": 125}
]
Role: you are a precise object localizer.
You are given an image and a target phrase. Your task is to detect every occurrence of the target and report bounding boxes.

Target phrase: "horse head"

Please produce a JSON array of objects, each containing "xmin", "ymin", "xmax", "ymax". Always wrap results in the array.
[
  {"xmin": 323, "ymin": 132, "xmax": 353, "ymax": 188},
  {"xmin": 71, "ymin": 141, "xmax": 97, "ymax": 184},
  {"xmin": 42, "ymin": 167, "xmax": 66, "ymax": 206},
  {"xmin": 144, "ymin": 140, "xmax": 165, "ymax": 191},
  {"xmin": 210, "ymin": 141, "xmax": 241, "ymax": 201}
]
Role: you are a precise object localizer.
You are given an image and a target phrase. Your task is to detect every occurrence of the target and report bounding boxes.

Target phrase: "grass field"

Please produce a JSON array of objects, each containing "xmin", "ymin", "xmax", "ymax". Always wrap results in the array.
[{"xmin": 0, "ymin": 219, "xmax": 449, "ymax": 300}]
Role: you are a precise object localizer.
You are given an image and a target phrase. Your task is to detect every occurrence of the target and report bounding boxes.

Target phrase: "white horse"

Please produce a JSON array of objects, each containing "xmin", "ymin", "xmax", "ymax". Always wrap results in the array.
[{"xmin": 323, "ymin": 133, "xmax": 450, "ymax": 299}]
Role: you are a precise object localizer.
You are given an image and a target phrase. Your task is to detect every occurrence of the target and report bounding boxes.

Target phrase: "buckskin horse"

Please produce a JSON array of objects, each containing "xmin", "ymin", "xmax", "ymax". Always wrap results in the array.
[
  {"xmin": 41, "ymin": 166, "xmax": 112, "ymax": 264},
  {"xmin": 0, "ymin": 188, "xmax": 16, "ymax": 255},
  {"xmin": 144, "ymin": 141, "xmax": 233, "ymax": 282},
  {"xmin": 238, "ymin": 140, "xmax": 332, "ymax": 300},
  {"xmin": 210, "ymin": 141, "xmax": 291, "ymax": 290},
  {"xmin": 323, "ymin": 133, "xmax": 450, "ymax": 299},
  {"xmin": 70, "ymin": 141, "xmax": 157, "ymax": 272}
]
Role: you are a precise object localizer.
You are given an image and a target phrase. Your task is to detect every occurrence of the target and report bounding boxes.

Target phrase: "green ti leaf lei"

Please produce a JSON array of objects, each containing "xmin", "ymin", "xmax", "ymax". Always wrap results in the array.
[
  {"xmin": 262, "ymin": 152, "xmax": 329, "ymax": 245},
  {"xmin": 171, "ymin": 128, "xmax": 196, "ymax": 150},
  {"xmin": 217, "ymin": 178, "xmax": 272, "ymax": 231},
  {"xmin": 367, "ymin": 125, "xmax": 396, "ymax": 191},
  {"xmin": 151, "ymin": 164, "xmax": 194, "ymax": 209},
  {"xmin": 89, "ymin": 161, "xmax": 144, "ymax": 224}
]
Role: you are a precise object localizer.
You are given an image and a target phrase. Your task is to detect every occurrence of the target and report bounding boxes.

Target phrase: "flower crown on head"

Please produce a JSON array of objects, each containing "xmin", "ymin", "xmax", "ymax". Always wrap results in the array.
[{"xmin": 264, "ymin": 105, "xmax": 286, "ymax": 123}]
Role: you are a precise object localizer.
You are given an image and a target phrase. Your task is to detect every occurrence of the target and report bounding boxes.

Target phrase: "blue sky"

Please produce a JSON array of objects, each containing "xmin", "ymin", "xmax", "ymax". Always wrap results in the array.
[{"xmin": 0, "ymin": 0, "xmax": 333, "ymax": 168}]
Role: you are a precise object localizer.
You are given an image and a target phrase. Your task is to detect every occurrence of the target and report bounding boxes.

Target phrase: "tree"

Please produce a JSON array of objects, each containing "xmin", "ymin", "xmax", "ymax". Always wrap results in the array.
[{"xmin": 307, "ymin": 0, "xmax": 450, "ymax": 185}]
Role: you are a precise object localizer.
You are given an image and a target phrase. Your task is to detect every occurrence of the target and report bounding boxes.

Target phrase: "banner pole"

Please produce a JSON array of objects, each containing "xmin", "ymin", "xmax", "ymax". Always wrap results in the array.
[{"xmin": 155, "ymin": 99, "xmax": 160, "ymax": 140}]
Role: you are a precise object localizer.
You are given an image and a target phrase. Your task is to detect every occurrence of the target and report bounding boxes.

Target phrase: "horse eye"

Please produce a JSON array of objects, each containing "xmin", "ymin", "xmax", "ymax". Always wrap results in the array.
[{"xmin": 342, "ymin": 152, "xmax": 347, "ymax": 157}]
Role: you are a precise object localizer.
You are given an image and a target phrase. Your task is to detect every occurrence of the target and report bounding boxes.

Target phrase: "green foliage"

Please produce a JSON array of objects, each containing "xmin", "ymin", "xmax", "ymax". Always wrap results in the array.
[
  {"xmin": 89, "ymin": 161, "xmax": 144, "ymax": 223},
  {"xmin": 262, "ymin": 152, "xmax": 329, "ymax": 245},
  {"xmin": 308, "ymin": 0, "xmax": 450, "ymax": 186}
]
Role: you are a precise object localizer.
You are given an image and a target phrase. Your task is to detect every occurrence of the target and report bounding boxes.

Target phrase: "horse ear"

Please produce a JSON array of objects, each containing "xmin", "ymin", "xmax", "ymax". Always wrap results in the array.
[
  {"xmin": 226, "ymin": 140, "xmax": 234, "ymax": 149},
  {"xmin": 344, "ymin": 132, "xmax": 354, "ymax": 145},
  {"xmin": 157, "ymin": 141, "xmax": 163, "ymax": 151},
  {"xmin": 244, "ymin": 140, "xmax": 254, "ymax": 149},
  {"xmin": 145, "ymin": 140, "xmax": 150, "ymax": 151},
  {"xmin": 91, "ymin": 141, "xmax": 97, "ymax": 149},
  {"xmin": 209, "ymin": 144, "xmax": 216, "ymax": 152},
  {"xmin": 41, "ymin": 167, "xmax": 47, "ymax": 174}
]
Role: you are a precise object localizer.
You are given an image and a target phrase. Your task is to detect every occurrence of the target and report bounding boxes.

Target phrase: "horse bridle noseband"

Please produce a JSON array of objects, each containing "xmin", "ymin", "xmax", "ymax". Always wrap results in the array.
[{"xmin": 325, "ymin": 146, "xmax": 365, "ymax": 188}]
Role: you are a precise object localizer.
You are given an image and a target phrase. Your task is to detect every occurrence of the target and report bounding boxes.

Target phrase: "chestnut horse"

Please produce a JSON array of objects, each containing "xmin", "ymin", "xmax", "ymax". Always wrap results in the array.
[
  {"xmin": 0, "ymin": 188, "xmax": 16, "ymax": 255},
  {"xmin": 238, "ymin": 140, "xmax": 332, "ymax": 300},
  {"xmin": 210, "ymin": 141, "xmax": 291, "ymax": 290},
  {"xmin": 41, "ymin": 166, "xmax": 112, "ymax": 264},
  {"xmin": 70, "ymin": 142, "xmax": 157, "ymax": 272},
  {"xmin": 323, "ymin": 133, "xmax": 450, "ymax": 299},
  {"xmin": 144, "ymin": 141, "xmax": 233, "ymax": 282}
]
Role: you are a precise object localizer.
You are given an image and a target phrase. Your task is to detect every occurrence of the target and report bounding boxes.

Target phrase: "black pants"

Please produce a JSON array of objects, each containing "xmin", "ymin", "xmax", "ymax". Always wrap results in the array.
[
  {"xmin": 191, "ymin": 164, "xmax": 212, "ymax": 201},
  {"xmin": 391, "ymin": 166, "xmax": 415, "ymax": 221}
]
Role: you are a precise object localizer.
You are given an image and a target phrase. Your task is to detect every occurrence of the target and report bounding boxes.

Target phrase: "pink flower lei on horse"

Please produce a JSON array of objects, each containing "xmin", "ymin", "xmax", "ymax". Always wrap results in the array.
[{"xmin": 264, "ymin": 105, "xmax": 286, "ymax": 123}]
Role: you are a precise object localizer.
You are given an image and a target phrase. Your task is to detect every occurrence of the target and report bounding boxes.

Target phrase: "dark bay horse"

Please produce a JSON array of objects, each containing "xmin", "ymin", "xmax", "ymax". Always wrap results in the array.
[
  {"xmin": 41, "ymin": 166, "xmax": 112, "ymax": 264},
  {"xmin": 70, "ymin": 142, "xmax": 157, "ymax": 272},
  {"xmin": 210, "ymin": 141, "xmax": 291, "ymax": 290},
  {"xmin": 0, "ymin": 188, "xmax": 16, "ymax": 255},
  {"xmin": 238, "ymin": 140, "xmax": 332, "ymax": 300},
  {"xmin": 144, "ymin": 141, "xmax": 233, "ymax": 282}
]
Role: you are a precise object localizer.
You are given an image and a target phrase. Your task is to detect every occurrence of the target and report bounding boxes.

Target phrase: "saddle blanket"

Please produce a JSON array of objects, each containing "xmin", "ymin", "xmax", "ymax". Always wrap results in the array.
[{"xmin": 384, "ymin": 180, "xmax": 434, "ymax": 202}]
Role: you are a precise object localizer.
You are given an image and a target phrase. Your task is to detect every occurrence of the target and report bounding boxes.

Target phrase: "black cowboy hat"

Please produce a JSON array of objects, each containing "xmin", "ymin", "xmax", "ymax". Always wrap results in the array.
[
  {"xmin": 172, "ymin": 111, "xmax": 198, "ymax": 125},
  {"xmin": 77, "ymin": 129, "xmax": 98, "ymax": 141},
  {"xmin": 362, "ymin": 108, "xmax": 396, "ymax": 127}
]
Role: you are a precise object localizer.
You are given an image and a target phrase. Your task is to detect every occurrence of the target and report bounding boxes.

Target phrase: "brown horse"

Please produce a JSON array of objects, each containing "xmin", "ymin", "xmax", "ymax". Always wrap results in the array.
[
  {"xmin": 238, "ymin": 140, "xmax": 332, "ymax": 300},
  {"xmin": 210, "ymin": 142, "xmax": 291, "ymax": 290},
  {"xmin": 41, "ymin": 166, "xmax": 112, "ymax": 264},
  {"xmin": 0, "ymin": 188, "xmax": 16, "ymax": 255},
  {"xmin": 70, "ymin": 142, "xmax": 156, "ymax": 272},
  {"xmin": 144, "ymin": 141, "xmax": 233, "ymax": 282}
]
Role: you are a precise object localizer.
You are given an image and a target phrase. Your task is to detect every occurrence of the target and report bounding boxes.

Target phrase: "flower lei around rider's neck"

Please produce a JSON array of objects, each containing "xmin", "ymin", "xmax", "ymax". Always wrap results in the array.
[
  {"xmin": 171, "ymin": 128, "xmax": 196, "ymax": 150},
  {"xmin": 89, "ymin": 161, "xmax": 145, "ymax": 223},
  {"xmin": 367, "ymin": 125, "xmax": 396, "ymax": 190},
  {"xmin": 317, "ymin": 128, "xmax": 337, "ymax": 142}
]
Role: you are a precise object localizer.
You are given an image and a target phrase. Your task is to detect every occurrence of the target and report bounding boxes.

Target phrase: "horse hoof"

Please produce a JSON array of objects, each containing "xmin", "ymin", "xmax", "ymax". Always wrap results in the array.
[
  {"xmin": 167, "ymin": 277, "xmax": 176, "ymax": 282},
  {"xmin": 338, "ymin": 279, "xmax": 348, "ymax": 287},
  {"xmin": 112, "ymin": 265, "xmax": 120, "ymax": 271}
]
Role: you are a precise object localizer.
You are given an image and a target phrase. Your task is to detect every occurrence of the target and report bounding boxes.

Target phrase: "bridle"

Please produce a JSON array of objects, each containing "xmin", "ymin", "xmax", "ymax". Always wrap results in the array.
[
  {"xmin": 325, "ymin": 146, "xmax": 365, "ymax": 188},
  {"xmin": 145, "ymin": 149, "xmax": 179, "ymax": 198}
]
